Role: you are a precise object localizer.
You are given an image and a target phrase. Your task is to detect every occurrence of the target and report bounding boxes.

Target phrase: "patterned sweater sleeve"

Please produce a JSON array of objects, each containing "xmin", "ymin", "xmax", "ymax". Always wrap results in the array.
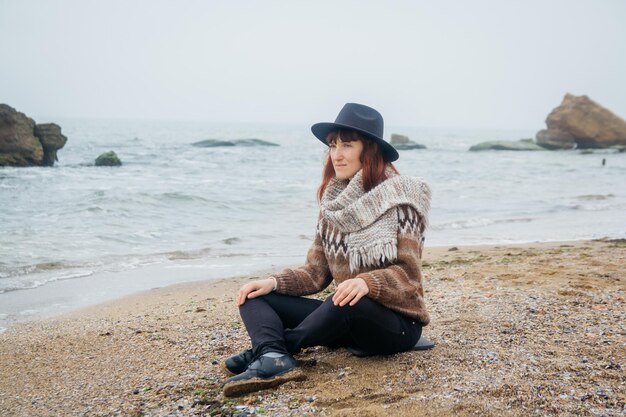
[
  {"xmin": 272, "ymin": 219, "xmax": 333, "ymax": 296},
  {"xmin": 356, "ymin": 205, "xmax": 430, "ymax": 324}
]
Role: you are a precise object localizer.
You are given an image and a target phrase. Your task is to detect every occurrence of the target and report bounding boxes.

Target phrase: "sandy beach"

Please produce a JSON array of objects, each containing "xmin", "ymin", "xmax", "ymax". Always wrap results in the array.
[{"xmin": 0, "ymin": 239, "xmax": 624, "ymax": 416}]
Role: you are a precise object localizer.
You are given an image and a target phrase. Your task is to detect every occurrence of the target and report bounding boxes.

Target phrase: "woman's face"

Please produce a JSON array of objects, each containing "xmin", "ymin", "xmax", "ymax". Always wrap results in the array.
[{"xmin": 329, "ymin": 138, "xmax": 363, "ymax": 180}]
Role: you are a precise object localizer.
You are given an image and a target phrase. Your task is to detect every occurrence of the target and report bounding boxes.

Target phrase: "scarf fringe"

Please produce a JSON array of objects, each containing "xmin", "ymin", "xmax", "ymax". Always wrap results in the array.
[{"xmin": 348, "ymin": 240, "xmax": 398, "ymax": 273}]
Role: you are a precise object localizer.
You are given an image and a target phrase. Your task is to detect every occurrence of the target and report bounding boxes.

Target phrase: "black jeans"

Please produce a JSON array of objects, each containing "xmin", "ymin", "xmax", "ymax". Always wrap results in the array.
[{"xmin": 239, "ymin": 292, "xmax": 422, "ymax": 357}]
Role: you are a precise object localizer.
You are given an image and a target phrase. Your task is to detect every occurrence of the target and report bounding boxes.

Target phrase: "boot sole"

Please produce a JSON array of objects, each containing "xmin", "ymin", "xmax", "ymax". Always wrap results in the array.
[{"xmin": 223, "ymin": 368, "xmax": 306, "ymax": 397}]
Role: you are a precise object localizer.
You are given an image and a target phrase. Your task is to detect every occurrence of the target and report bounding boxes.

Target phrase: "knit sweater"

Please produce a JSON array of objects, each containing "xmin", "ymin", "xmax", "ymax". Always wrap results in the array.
[{"xmin": 273, "ymin": 177, "xmax": 430, "ymax": 325}]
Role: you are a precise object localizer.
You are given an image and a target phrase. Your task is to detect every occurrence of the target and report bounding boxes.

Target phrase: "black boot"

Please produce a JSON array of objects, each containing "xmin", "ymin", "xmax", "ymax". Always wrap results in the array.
[
  {"xmin": 223, "ymin": 349, "xmax": 255, "ymax": 375},
  {"xmin": 412, "ymin": 336, "xmax": 435, "ymax": 351},
  {"xmin": 223, "ymin": 353, "xmax": 305, "ymax": 397},
  {"xmin": 347, "ymin": 335, "xmax": 435, "ymax": 357}
]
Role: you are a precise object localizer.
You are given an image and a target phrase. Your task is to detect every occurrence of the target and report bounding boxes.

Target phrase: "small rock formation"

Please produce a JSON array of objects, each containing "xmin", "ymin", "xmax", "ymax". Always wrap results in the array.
[
  {"xmin": 34, "ymin": 123, "xmax": 68, "ymax": 166},
  {"xmin": 95, "ymin": 151, "xmax": 122, "ymax": 166},
  {"xmin": 192, "ymin": 139, "xmax": 279, "ymax": 147},
  {"xmin": 535, "ymin": 129, "xmax": 576, "ymax": 150},
  {"xmin": 395, "ymin": 142, "xmax": 427, "ymax": 150},
  {"xmin": 469, "ymin": 139, "xmax": 545, "ymax": 151},
  {"xmin": 390, "ymin": 134, "xmax": 410, "ymax": 144},
  {"xmin": 390, "ymin": 133, "xmax": 427, "ymax": 150},
  {"xmin": 0, "ymin": 104, "xmax": 67, "ymax": 167},
  {"xmin": 536, "ymin": 94, "xmax": 626, "ymax": 149}
]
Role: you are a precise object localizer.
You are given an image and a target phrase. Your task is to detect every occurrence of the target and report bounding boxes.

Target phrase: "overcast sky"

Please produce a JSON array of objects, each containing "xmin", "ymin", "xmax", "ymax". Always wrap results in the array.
[{"xmin": 1, "ymin": 0, "xmax": 625, "ymax": 129}]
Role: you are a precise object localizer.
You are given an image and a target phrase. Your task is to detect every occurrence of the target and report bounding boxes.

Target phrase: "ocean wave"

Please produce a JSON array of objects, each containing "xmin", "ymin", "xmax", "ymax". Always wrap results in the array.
[
  {"xmin": 163, "ymin": 247, "xmax": 212, "ymax": 260},
  {"xmin": 566, "ymin": 196, "xmax": 623, "ymax": 211},
  {"xmin": 539, "ymin": 196, "xmax": 624, "ymax": 214},
  {"xmin": 431, "ymin": 217, "xmax": 533, "ymax": 231},
  {"xmin": 0, "ymin": 269, "xmax": 94, "ymax": 294},
  {"xmin": 574, "ymin": 194, "xmax": 615, "ymax": 201},
  {"xmin": 0, "ymin": 260, "xmax": 78, "ymax": 279},
  {"xmin": 222, "ymin": 237, "xmax": 241, "ymax": 245},
  {"xmin": 159, "ymin": 192, "xmax": 213, "ymax": 202},
  {"xmin": 568, "ymin": 203, "xmax": 618, "ymax": 212},
  {"xmin": 0, "ymin": 255, "xmax": 158, "ymax": 290},
  {"xmin": 0, "ymin": 246, "xmax": 221, "ymax": 293}
]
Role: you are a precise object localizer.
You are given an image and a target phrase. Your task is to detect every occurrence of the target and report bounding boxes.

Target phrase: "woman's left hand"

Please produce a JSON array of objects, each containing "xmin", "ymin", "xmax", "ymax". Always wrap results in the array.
[{"xmin": 332, "ymin": 278, "xmax": 369, "ymax": 307}]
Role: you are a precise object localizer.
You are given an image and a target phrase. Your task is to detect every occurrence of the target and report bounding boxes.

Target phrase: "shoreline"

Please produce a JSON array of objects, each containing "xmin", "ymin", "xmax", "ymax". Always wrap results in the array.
[
  {"xmin": 1, "ymin": 238, "xmax": 624, "ymax": 416},
  {"xmin": 2, "ymin": 236, "xmax": 622, "ymax": 334},
  {"xmin": 0, "ymin": 253, "xmax": 304, "ymax": 333}
]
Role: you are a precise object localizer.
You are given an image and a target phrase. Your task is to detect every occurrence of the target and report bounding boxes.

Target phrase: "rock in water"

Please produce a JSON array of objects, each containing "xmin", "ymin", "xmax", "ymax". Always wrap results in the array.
[
  {"xmin": 390, "ymin": 134, "xmax": 410, "ymax": 144},
  {"xmin": 395, "ymin": 142, "xmax": 427, "ymax": 150},
  {"xmin": 191, "ymin": 139, "xmax": 279, "ymax": 147},
  {"xmin": 95, "ymin": 151, "xmax": 122, "ymax": 166},
  {"xmin": 0, "ymin": 104, "xmax": 43, "ymax": 166},
  {"xmin": 192, "ymin": 139, "xmax": 235, "ymax": 147},
  {"xmin": 34, "ymin": 123, "xmax": 68, "ymax": 166},
  {"xmin": 535, "ymin": 128, "xmax": 576, "ymax": 150},
  {"xmin": 469, "ymin": 140, "xmax": 545, "ymax": 151},
  {"xmin": 389, "ymin": 133, "xmax": 427, "ymax": 150},
  {"xmin": 536, "ymin": 94, "xmax": 626, "ymax": 149},
  {"xmin": 0, "ymin": 104, "xmax": 68, "ymax": 167}
]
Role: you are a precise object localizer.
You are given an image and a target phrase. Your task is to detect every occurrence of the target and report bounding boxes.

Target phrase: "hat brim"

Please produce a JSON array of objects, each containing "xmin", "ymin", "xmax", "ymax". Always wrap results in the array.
[{"xmin": 311, "ymin": 122, "xmax": 399, "ymax": 162}]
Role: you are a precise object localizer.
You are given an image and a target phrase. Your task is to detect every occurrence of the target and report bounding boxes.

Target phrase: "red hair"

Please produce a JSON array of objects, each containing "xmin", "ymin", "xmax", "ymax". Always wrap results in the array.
[{"xmin": 317, "ymin": 129, "xmax": 399, "ymax": 201}]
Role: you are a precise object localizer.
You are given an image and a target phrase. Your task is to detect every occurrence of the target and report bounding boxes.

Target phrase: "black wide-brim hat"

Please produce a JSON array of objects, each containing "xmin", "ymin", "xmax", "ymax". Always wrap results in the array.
[{"xmin": 311, "ymin": 102, "xmax": 399, "ymax": 162}]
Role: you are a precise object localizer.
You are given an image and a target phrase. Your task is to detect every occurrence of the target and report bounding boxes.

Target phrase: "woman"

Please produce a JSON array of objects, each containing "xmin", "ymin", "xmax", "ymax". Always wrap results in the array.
[{"xmin": 223, "ymin": 103, "xmax": 432, "ymax": 397}]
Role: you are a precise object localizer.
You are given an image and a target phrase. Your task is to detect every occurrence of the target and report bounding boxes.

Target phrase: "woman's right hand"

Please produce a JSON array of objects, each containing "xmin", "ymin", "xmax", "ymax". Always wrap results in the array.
[{"xmin": 237, "ymin": 278, "xmax": 276, "ymax": 306}]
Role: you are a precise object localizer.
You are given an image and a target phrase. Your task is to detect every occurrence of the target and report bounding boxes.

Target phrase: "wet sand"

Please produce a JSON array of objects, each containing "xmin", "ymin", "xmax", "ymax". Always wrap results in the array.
[{"xmin": 0, "ymin": 239, "xmax": 624, "ymax": 416}]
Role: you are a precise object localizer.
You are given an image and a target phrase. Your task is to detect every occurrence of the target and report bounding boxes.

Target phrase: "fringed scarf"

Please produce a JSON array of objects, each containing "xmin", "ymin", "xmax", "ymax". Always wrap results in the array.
[{"xmin": 320, "ymin": 167, "xmax": 431, "ymax": 273}]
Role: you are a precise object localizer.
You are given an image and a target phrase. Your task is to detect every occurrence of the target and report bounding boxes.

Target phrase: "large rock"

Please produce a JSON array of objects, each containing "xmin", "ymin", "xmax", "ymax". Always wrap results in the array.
[
  {"xmin": 34, "ymin": 123, "xmax": 68, "ymax": 166},
  {"xmin": 0, "ymin": 104, "xmax": 43, "ymax": 166},
  {"xmin": 469, "ymin": 139, "xmax": 545, "ymax": 151},
  {"xmin": 536, "ymin": 94, "xmax": 626, "ymax": 149},
  {"xmin": 0, "ymin": 104, "xmax": 68, "ymax": 167}
]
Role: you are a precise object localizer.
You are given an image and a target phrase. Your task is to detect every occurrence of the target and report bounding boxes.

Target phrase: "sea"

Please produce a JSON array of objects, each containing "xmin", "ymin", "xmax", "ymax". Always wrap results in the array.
[{"xmin": 1, "ymin": 119, "xmax": 625, "ymax": 330}]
